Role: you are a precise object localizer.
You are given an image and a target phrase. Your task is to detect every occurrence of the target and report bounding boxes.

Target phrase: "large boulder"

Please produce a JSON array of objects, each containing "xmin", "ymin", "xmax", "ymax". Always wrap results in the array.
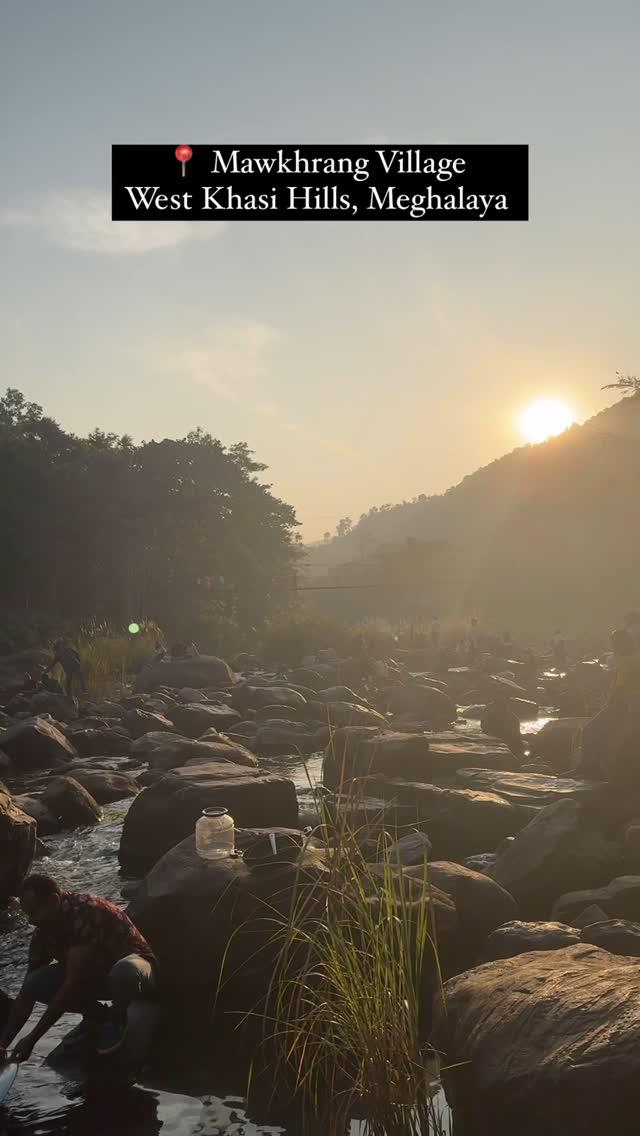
[
  {"xmin": 232, "ymin": 685, "xmax": 307, "ymax": 713},
  {"xmin": 323, "ymin": 731, "xmax": 515, "ymax": 791},
  {"xmin": 316, "ymin": 701, "xmax": 386, "ymax": 729},
  {"xmin": 489, "ymin": 799, "xmax": 621, "ymax": 918},
  {"xmin": 0, "ymin": 787, "xmax": 36, "ymax": 902},
  {"xmin": 14, "ymin": 793, "xmax": 61, "ymax": 835},
  {"xmin": 580, "ymin": 918, "xmax": 640, "ymax": 956},
  {"xmin": 481, "ymin": 919, "xmax": 581, "ymax": 961},
  {"xmin": 29, "ymin": 691, "xmax": 78, "ymax": 722},
  {"xmin": 385, "ymin": 684, "xmax": 456, "ymax": 727},
  {"xmin": 551, "ymin": 875, "xmax": 640, "ymax": 925},
  {"xmin": 119, "ymin": 763, "xmax": 299, "ymax": 872},
  {"xmin": 126, "ymin": 830, "xmax": 328, "ymax": 1011},
  {"xmin": 255, "ymin": 720, "xmax": 316, "ymax": 755},
  {"xmin": 434, "ymin": 944, "xmax": 640, "ymax": 1134},
  {"xmin": 455, "ymin": 767, "xmax": 599, "ymax": 809},
  {"xmin": 68, "ymin": 726, "xmax": 132, "ymax": 757},
  {"xmin": 0, "ymin": 717, "xmax": 76, "ymax": 771},
  {"xmin": 168, "ymin": 702, "xmax": 242, "ymax": 737},
  {"xmin": 64, "ymin": 768, "xmax": 139, "ymax": 804},
  {"xmin": 412, "ymin": 860, "xmax": 517, "ymax": 969},
  {"xmin": 42, "ymin": 776, "xmax": 102, "ymax": 828},
  {"xmin": 530, "ymin": 718, "xmax": 590, "ymax": 769},
  {"xmin": 134, "ymin": 655, "xmax": 236, "ymax": 693},
  {"xmin": 131, "ymin": 732, "xmax": 257, "ymax": 771}
]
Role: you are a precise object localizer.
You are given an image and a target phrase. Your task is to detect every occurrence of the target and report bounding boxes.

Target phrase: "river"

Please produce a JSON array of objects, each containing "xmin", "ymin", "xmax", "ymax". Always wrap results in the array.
[{"xmin": 0, "ymin": 721, "xmax": 549, "ymax": 1133}]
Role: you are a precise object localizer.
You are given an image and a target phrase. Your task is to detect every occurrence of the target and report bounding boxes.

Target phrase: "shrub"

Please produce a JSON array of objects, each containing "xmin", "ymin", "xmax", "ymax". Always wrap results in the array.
[{"xmin": 260, "ymin": 610, "xmax": 350, "ymax": 665}]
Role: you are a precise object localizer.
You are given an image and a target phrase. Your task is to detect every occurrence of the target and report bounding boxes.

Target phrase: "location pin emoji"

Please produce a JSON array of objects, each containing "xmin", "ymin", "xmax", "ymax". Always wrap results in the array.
[{"xmin": 175, "ymin": 145, "xmax": 193, "ymax": 177}]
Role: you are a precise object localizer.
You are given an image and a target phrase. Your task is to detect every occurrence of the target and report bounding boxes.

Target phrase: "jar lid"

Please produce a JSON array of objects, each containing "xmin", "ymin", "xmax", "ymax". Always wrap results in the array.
[{"xmin": 201, "ymin": 807, "xmax": 229, "ymax": 818}]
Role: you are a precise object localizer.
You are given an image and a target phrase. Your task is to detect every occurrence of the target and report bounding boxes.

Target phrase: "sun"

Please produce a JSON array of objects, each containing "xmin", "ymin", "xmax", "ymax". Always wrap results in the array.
[{"xmin": 518, "ymin": 398, "xmax": 575, "ymax": 444}]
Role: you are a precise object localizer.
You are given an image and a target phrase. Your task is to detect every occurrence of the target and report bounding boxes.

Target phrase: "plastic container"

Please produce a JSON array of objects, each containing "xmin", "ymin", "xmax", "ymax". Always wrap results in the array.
[{"xmin": 195, "ymin": 807, "xmax": 235, "ymax": 860}]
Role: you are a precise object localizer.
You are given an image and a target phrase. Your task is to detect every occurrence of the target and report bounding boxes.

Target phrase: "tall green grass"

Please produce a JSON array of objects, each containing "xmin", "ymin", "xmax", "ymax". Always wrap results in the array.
[
  {"xmin": 254, "ymin": 781, "xmax": 448, "ymax": 1135},
  {"xmin": 77, "ymin": 619, "xmax": 162, "ymax": 700}
]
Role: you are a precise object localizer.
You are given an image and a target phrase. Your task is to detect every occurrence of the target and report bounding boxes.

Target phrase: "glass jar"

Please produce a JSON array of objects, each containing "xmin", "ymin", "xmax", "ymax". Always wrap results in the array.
[{"xmin": 195, "ymin": 807, "xmax": 235, "ymax": 860}]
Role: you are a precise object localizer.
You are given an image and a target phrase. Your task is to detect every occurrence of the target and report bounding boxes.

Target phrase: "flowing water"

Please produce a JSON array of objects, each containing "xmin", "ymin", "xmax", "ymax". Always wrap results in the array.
[{"xmin": 0, "ymin": 723, "xmax": 547, "ymax": 1133}]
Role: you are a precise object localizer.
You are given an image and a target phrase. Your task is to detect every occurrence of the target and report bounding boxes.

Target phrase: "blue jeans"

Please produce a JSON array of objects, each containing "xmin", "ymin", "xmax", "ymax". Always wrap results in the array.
[{"xmin": 23, "ymin": 955, "xmax": 157, "ymax": 1019}]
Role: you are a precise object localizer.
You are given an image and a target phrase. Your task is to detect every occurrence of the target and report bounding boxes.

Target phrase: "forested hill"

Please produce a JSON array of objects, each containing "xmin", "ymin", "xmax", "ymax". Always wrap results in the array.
[{"xmin": 314, "ymin": 394, "xmax": 640, "ymax": 630}]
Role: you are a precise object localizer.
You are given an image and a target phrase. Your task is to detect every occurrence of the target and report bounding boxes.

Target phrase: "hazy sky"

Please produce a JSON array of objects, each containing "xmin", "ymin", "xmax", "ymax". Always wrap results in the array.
[{"xmin": 2, "ymin": 1, "xmax": 638, "ymax": 539}]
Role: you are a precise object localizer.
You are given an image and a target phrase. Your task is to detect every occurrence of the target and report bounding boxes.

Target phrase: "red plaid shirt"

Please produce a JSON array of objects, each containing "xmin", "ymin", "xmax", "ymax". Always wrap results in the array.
[{"xmin": 28, "ymin": 892, "xmax": 156, "ymax": 976}]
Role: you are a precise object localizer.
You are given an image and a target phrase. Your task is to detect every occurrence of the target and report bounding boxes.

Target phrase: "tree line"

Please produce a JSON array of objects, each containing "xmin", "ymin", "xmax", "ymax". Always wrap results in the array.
[{"xmin": 0, "ymin": 389, "xmax": 301, "ymax": 646}]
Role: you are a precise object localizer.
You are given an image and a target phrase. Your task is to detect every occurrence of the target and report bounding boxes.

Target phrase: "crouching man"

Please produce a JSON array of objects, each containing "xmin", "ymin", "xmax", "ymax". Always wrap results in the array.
[{"xmin": 0, "ymin": 875, "xmax": 158, "ymax": 1063}]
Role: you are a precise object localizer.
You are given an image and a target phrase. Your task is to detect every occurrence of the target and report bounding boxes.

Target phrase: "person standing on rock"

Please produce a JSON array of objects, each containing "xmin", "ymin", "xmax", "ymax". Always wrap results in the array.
[
  {"xmin": 48, "ymin": 639, "xmax": 86, "ymax": 698},
  {"xmin": 430, "ymin": 616, "xmax": 441, "ymax": 648},
  {"xmin": 0, "ymin": 875, "xmax": 158, "ymax": 1063},
  {"xmin": 551, "ymin": 629, "xmax": 566, "ymax": 668},
  {"xmin": 465, "ymin": 617, "xmax": 479, "ymax": 664}
]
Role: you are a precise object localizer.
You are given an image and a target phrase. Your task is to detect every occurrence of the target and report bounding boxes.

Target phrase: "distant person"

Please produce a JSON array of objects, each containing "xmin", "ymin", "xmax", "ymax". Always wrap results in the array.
[
  {"xmin": 465, "ymin": 617, "xmax": 479, "ymax": 664},
  {"xmin": 624, "ymin": 611, "xmax": 640, "ymax": 653},
  {"xmin": 502, "ymin": 630, "xmax": 514, "ymax": 653},
  {"xmin": 48, "ymin": 639, "xmax": 86, "ymax": 698},
  {"xmin": 430, "ymin": 616, "xmax": 441, "ymax": 648},
  {"xmin": 551, "ymin": 630, "xmax": 566, "ymax": 668}
]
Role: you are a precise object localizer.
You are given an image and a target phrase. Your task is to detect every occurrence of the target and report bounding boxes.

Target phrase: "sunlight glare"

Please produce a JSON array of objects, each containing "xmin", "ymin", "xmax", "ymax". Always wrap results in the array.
[{"xmin": 519, "ymin": 398, "xmax": 575, "ymax": 444}]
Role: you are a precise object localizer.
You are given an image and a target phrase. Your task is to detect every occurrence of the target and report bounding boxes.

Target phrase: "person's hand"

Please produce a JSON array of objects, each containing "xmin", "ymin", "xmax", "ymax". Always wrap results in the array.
[{"xmin": 12, "ymin": 1034, "xmax": 35, "ymax": 1063}]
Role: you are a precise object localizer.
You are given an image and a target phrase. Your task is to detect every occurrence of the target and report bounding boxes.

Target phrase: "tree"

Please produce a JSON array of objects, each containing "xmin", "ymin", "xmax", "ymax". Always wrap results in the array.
[
  {"xmin": 602, "ymin": 371, "xmax": 640, "ymax": 396},
  {"xmin": 323, "ymin": 532, "xmax": 331, "ymax": 543},
  {"xmin": 335, "ymin": 517, "xmax": 353, "ymax": 538}
]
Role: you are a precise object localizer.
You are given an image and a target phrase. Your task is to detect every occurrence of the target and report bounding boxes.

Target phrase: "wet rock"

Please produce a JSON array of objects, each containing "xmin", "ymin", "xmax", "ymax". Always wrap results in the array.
[
  {"xmin": 13, "ymin": 793, "xmax": 61, "ymax": 835},
  {"xmin": 122, "ymin": 709, "xmax": 176, "ymax": 740},
  {"xmin": 580, "ymin": 918, "xmax": 640, "ymax": 956},
  {"xmin": 168, "ymin": 702, "xmax": 242, "ymax": 737},
  {"xmin": 135, "ymin": 655, "xmax": 236, "ymax": 693},
  {"xmin": 119, "ymin": 763, "xmax": 299, "ymax": 872},
  {"xmin": 126, "ymin": 830, "xmax": 327, "ymax": 1010},
  {"xmin": 455, "ymin": 767, "xmax": 600, "ymax": 809},
  {"xmin": 255, "ymin": 720, "xmax": 316, "ymax": 755},
  {"xmin": 413, "ymin": 860, "xmax": 517, "ymax": 968},
  {"xmin": 385, "ymin": 684, "xmax": 456, "ymax": 727},
  {"xmin": 42, "ymin": 775, "xmax": 102, "ymax": 828},
  {"xmin": 481, "ymin": 919, "xmax": 581, "ymax": 961},
  {"xmin": 552, "ymin": 876, "xmax": 640, "ymax": 925},
  {"xmin": 64, "ymin": 768, "xmax": 139, "ymax": 804},
  {"xmin": 131, "ymin": 731, "xmax": 257, "ymax": 771},
  {"xmin": 0, "ymin": 787, "xmax": 36, "ymax": 902},
  {"xmin": 489, "ymin": 800, "xmax": 622, "ymax": 918},
  {"xmin": 434, "ymin": 944, "xmax": 640, "ymax": 1135},
  {"xmin": 0, "ymin": 716, "xmax": 76, "ymax": 771},
  {"xmin": 69, "ymin": 727, "xmax": 133, "ymax": 757}
]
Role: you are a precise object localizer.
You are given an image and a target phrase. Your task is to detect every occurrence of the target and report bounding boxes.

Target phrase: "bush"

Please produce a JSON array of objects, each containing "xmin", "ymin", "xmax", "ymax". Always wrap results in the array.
[
  {"xmin": 78, "ymin": 619, "xmax": 163, "ymax": 700},
  {"xmin": 260, "ymin": 610, "xmax": 349, "ymax": 665}
]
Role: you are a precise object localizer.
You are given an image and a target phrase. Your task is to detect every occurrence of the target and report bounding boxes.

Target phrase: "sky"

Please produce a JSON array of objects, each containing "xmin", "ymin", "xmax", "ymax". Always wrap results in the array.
[{"xmin": 2, "ymin": 0, "xmax": 639, "ymax": 540}]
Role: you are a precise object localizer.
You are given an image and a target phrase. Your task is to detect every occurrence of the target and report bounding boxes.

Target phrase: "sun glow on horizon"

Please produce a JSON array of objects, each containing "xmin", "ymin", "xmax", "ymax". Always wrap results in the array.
[{"xmin": 519, "ymin": 398, "xmax": 575, "ymax": 444}]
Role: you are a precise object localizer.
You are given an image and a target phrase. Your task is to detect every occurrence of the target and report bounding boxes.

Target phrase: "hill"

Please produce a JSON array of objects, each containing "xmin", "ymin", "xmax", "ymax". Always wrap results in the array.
[{"xmin": 307, "ymin": 394, "xmax": 640, "ymax": 631}]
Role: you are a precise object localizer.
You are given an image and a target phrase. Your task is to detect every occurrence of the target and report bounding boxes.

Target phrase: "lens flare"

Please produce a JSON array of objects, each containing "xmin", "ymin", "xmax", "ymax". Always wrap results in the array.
[{"xmin": 128, "ymin": 622, "xmax": 140, "ymax": 635}]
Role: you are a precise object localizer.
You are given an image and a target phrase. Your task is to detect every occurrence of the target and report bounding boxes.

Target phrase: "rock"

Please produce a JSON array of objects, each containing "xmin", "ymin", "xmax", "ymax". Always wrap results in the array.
[
  {"xmin": 254, "ymin": 704, "xmax": 305, "ymax": 722},
  {"xmin": 385, "ymin": 684, "xmax": 456, "ymax": 727},
  {"xmin": 530, "ymin": 718, "xmax": 589, "ymax": 769},
  {"xmin": 63, "ymin": 768, "xmax": 139, "ymax": 804},
  {"xmin": 364, "ymin": 777, "xmax": 531, "ymax": 861},
  {"xmin": 464, "ymin": 852, "xmax": 498, "ymax": 873},
  {"xmin": 0, "ymin": 787, "xmax": 36, "ymax": 902},
  {"xmin": 135, "ymin": 655, "xmax": 236, "ymax": 693},
  {"xmin": 434, "ymin": 944, "xmax": 640, "ymax": 1135},
  {"xmin": 126, "ymin": 831, "xmax": 328, "ymax": 1010},
  {"xmin": 570, "ymin": 903, "xmax": 610, "ymax": 928},
  {"xmin": 386, "ymin": 830, "xmax": 432, "ymax": 867},
  {"xmin": 42, "ymin": 776, "xmax": 102, "ymax": 828},
  {"xmin": 580, "ymin": 918, "xmax": 640, "ymax": 956},
  {"xmin": 68, "ymin": 727, "xmax": 133, "ymax": 757},
  {"xmin": 0, "ymin": 717, "xmax": 76, "ymax": 771},
  {"xmin": 552, "ymin": 876, "xmax": 640, "ymax": 925},
  {"xmin": 255, "ymin": 720, "xmax": 316, "ymax": 755},
  {"xmin": 177, "ymin": 687, "xmax": 207, "ymax": 703},
  {"xmin": 481, "ymin": 919, "xmax": 581, "ymax": 961},
  {"xmin": 29, "ymin": 691, "xmax": 78, "ymax": 722},
  {"xmin": 317, "ymin": 701, "xmax": 386, "ymax": 729},
  {"xmin": 168, "ymin": 703, "xmax": 242, "ymax": 737},
  {"xmin": 489, "ymin": 800, "xmax": 622, "ymax": 918},
  {"xmin": 89, "ymin": 701, "xmax": 126, "ymax": 719},
  {"xmin": 232, "ymin": 685, "xmax": 307, "ymax": 713},
  {"xmin": 315, "ymin": 685, "xmax": 363, "ymax": 703},
  {"xmin": 623, "ymin": 820, "xmax": 640, "ymax": 870},
  {"xmin": 122, "ymin": 709, "xmax": 176, "ymax": 740},
  {"xmin": 13, "ymin": 793, "xmax": 61, "ymax": 835},
  {"xmin": 415, "ymin": 860, "xmax": 517, "ymax": 968},
  {"xmin": 131, "ymin": 731, "xmax": 257, "ymax": 771},
  {"xmin": 455, "ymin": 767, "xmax": 600, "ymax": 809},
  {"xmin": 119, "ymin": 764, "xmax": 299, "ymax": 872},
  {"xmin": 323, "ymin": 730, "xmax": 515, "ymax": 791},
  {"xmin": 507, "ymin": 698, "xmax": 539, "ymax": 721}
]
